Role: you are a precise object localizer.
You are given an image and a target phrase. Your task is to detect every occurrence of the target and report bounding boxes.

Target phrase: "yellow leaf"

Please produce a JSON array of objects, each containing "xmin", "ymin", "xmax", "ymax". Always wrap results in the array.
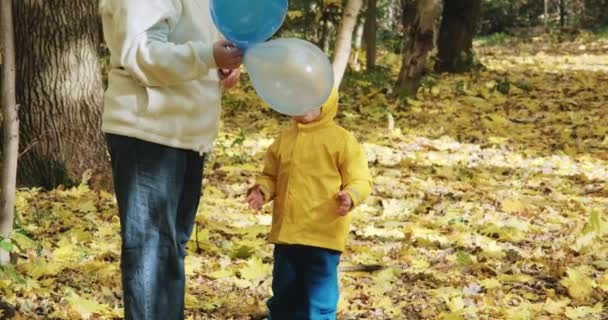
[
  {"xmin": 479, "ymin": 87, "xmax": 492, "ymax": 99},
  {"xmin": 560, "ymin": 268, "xmax": 596, "ymax": 301},
  {"xmin": 501, "ymin": 198, "xmax": 527, "ymax": 214},
  {"xmin": 17, "ymin": 260, "xmax": 62, "ymax": 279},
  {"xmin": 239, "ymin": 257, "xmax": 270, "ymax": 281},
  {"xmin": 481, "ymin": 278, "xmax": 501, "ymax": 290},
  {"xmin": 206, "ymin": 268, "xmax": 233, "ymax": 280},
  {"xmin": 52, "ymin": 239, "xmax": 80, "ymax": 263},
  {"xmin": 543, "ymin": 298, "xmax": 570, "ymax": 315},
  {"xmin": 479, "ymin": 239, "xmax": 505, "ymax": 259},
  {"xmin": 599, "ymin": 273, "xmax": 608, "ymax": 292},
  {"xmin": 571, "ymin": 232, "xmax": 596, "ymax": 253},
  {"xmin": 497, "ymin": 274, "xmax": 532, "ymax": 283},
  {"xmin": 410, "ymin": 257, "xmax": 431, "ymax": 273},
  {"xmin": 184, "ymin": 293, "xmax": 199, "ymax": 309},
  {"xmin": 505, "ymin": 303, "xmax": 538, "ymax": 320},
  {"xmin": 565, "ymin": 303, "xmax": 603, "ymax": 319},
  {"xmin": 431, "ymin": 86, "xmax": 441, "ymax": 97},
  {"xmin": 438, "ymin": 312, "xmax": 465, "ymax": 320},
  {"xmin": 488, "ymin": 136, "xmax": 509, "ymax": 145},
  {"xmin": 66, "ymin": 295, "xmax": 106, "ymax": 320},
  {"xmin": 445, "ymin": 296, "xmax": 464, "ymax": 312}
]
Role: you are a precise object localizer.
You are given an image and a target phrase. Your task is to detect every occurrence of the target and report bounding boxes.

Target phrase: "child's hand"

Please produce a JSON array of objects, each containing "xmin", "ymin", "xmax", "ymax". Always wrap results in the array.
[
  {"xmin": 219, "ymin": 68, "xmax": 240, "ymax": 89},
  {"xmin": 245, "ymin": 185, "xmax": 264, "ymax": 211},
  {"xmin": 336, "ymin": 191, "xmax": 353, "ymax": 216},
  {"xmin": 213, "ymin": 40, "xmax": 243, "ymax": 69}
]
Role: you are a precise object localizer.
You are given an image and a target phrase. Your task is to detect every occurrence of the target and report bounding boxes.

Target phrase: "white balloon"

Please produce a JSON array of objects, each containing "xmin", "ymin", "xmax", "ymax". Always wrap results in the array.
[{"xmin": 244, "ymin": 38, "xmax": 335, "ymax": 116}]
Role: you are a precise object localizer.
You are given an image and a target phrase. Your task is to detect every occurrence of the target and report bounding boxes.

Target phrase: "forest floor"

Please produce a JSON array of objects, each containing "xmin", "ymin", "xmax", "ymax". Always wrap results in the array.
[{"xmin": 2, "ymin": 32, "xmax": 608, "ymax": 320}]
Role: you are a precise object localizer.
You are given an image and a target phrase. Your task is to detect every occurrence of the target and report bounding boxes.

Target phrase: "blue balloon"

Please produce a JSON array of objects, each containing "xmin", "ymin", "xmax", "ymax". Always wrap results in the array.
[
  {"xmin": 244, "ymin": 39, "xmax": 335, "ymax": 116},
  {"xmin": 210, "ymin": 0, "xmax": 288, "ymax": 49}
]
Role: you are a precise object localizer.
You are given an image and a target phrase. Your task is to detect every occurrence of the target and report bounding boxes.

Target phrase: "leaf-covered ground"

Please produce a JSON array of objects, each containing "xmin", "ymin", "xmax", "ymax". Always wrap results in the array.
[{"xmin": 2, "ymin": 33, "xmax": 608, "ymax": 319}]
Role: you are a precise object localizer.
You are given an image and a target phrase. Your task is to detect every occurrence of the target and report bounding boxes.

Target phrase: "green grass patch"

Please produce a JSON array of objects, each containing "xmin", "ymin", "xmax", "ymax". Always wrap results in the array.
[
  {"xmin": 475, "ymin": 32, "xmax": 513, "ymax": 46},
  {"xmin": 595, "ymin": 25, "xmax": 608, "ymax": 38}
]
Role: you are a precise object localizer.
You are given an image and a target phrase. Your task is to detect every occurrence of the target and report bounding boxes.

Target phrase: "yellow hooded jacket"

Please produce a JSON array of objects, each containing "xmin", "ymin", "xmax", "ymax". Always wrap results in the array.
[{"xmin": 257, "ymin": 89, "xmax": 372, "ymax": 252}]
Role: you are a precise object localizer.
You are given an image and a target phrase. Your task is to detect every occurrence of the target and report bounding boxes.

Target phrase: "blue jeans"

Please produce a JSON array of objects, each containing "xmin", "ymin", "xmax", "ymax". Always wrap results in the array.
[
  {"xmin": 106, "ymin": 134, "xmax": 205, "ymax": 320},
  {"xmin": 268, "ymin": 245, "xmax": 341, "ymax": 320}
]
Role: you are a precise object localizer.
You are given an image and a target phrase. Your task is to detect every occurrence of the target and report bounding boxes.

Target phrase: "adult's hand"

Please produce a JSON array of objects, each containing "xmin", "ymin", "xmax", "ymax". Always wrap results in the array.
[{"xmin": 213, "ymin": 40, "xmax": 242, "ymax": 69}]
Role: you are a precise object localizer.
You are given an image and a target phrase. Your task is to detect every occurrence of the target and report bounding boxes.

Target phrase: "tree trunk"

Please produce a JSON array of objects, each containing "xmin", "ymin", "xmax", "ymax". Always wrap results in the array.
[
  {"xmin": 351, "ymin": 19, "xmax": 365, "ymax": 71},
  {"xmin": 559, "ymin": 0, "xmax": 567, "ymax": 27},
  {"xmin": 321, "ymin": 19, "xmax": 332, "ymax": 54},
  {"xmin": 14, "ymin": 0, "xmax": 108, "ymax": 189},
  {"xmin": 396, "ymin": 0, "xmax": 442, "ymax": 96},
  {"xmin": 435, "ymin": 0, "xmax": 482, "ymax": 73},
  {"xmin": 333, "ymin": 0, "xmax": 364, "ymax": 87},
  {"xmin": 544, "ymin": 0, "xmax": 550, "ymax": 29},
  {"xmin": 364, "ymin": 0, "xmax": 378, "ymax": 70},
  {"xmin": 1, "ymin": 0, "xmax": 18, "ymax": 265}
]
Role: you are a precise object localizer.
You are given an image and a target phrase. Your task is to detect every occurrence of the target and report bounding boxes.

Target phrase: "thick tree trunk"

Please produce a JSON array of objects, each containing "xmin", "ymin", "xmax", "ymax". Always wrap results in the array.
[
  {"xmin": 1, "ymin": 0, "xmax": 18, "ymax": 265},
  {"xmin": 333, "ymin": 0, "xmax": 364, "ymax": 87},
  {"xmin": 436, "ymin": 0, "xmax": 482, "ymax": 73},
  {"xmin": 395, "ymin": 0, "xmax": 441, "ymax": 96},
  {"xmin": 364, "ymin": 0, "xmax": 378, "ymax": 70},
  {"xmin": 14, "ymin": 0, "xmax": 108, "ymax": 189},
  {"xmin": 351, "ymin": 19, "xmax": 365, "ymax": 71}
]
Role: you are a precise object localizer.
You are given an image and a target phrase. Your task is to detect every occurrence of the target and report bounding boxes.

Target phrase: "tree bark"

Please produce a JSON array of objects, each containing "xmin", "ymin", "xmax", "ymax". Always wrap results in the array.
[
  {"xmin": 321, "ymin": 19, "xmax": 332, "ymax": 54},
  {"xmin": 333, "ymin": 0, "xmax": 364, "ymax": 87},
  {"xmin": 364, "ymin": 0, "xmax": 378, "ymax": 70},
  {"xmin": 544, "ymin": 0, "xmax": 550, "ymax": 29},
  {"xmin": 351, "ymin": 19, "xmax": 365, "ymax": 71},
  {"xmin": 435, "ymin": 0, "xmax": 482, "ymax": 73},
  {"xmin": 1, "ymin": 0, "xmax": 18, "ymax": 265},
  {"xmin": 14, "ymin": 0, "xmax": 108, "ymax": 189},
  {"xmin": 559, "ymin": 0, "xmax": 567, "ymax": 27},
  {"xmin": 396, "ymin": 0, "xmax": 442, "ymax": 96}
]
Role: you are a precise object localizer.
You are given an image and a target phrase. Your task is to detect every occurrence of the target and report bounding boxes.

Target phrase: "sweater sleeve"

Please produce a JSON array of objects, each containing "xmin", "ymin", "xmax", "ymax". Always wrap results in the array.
[
  {"xmin": 256, "ymin": 136, "xmax": 281, "ymax": 202},
  {"xmin": 107, "ymin": 0, "xmax": 216, "ymax": 87},
  {"xmin": 340, "ymin": 134, "xmax": 373, "ymax": 209}
]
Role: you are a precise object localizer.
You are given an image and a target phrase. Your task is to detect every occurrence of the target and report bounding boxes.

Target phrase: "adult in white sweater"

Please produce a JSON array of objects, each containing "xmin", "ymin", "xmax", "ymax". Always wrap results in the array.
[{"xmin": 99, "ymin": 0, "xmax": 242, "ymax": 318}]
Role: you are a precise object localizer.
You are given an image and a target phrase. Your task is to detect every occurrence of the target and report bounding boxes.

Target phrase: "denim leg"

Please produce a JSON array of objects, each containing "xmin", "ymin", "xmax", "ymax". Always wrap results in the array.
[
  {"xmin": 107, "ymin": 134, "xmax": 203, "ymax": 320},
  {"xmin": 268, "ymin": 245, "xmax": 307, "ymax": 320},
  {"xmin": 303, "ymin": 247, "xmax": 341, "ymax": 320},
  {"xmin": 173, "ymin": 152, "xmax": 205, "ymax": 319}
]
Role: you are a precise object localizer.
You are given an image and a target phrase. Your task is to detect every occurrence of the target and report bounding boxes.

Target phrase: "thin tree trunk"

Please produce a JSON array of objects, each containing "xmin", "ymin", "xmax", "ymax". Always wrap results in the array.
[
  {"xmin": 319, "ymin": 18, "xmax": 329, "ymax": 54},
  {"xmin": 14, "ymin": 0, "xmax": 108, "ymax": 189},
  {"xmin": 333, "ymin": 0, "xmax": 364, "ymax": 87},
  {"xmin": 544, "ymin": 0, "xmax": 550, "ymax": 29},
  {"xmin": 351, "ymin": 19, "xmax": 365, "ymax": 71},
  {"xmin": 323, "ymin": 23, "xmax": 332, "ymax": 54},
  {"xmin": 560, "ymin": 0, "xmax": 567, "ymax": 27},
  {"xmin": 364, "ymin": 0, "xmax": 378, "ymax": 70},
  {"xmin": 319, "ymin": 5, "xmax": 331, "ymax": 54},
  {"xmin": 0, "ymin": 0, "xmax": 18, "ymax": 265},
  {"xmin": 436, "ymin": 0, "xmax": 482, "ymax": 73},
  {"xmin": 396, "ymin": 0, "xmax": 442, "ymax": 96}
]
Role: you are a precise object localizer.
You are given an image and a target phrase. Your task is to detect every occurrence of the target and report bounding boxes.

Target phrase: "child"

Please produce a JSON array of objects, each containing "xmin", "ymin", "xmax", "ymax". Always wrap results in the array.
[{"xmin": 246, "ymin": 88, "xmax": 372, "ymax": 319}]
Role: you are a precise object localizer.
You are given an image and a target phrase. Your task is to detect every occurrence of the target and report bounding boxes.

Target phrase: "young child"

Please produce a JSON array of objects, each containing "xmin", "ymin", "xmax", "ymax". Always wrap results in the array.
[{"xmin": 246, "ymin": 88, "xmax": 372, "ymax": 319}]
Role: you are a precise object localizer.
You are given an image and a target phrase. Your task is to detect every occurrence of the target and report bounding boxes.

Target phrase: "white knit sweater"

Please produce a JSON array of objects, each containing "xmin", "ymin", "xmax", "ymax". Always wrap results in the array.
[{"xmin": 100, "ymin": 0, "xmax": 221, "ymax": 154}]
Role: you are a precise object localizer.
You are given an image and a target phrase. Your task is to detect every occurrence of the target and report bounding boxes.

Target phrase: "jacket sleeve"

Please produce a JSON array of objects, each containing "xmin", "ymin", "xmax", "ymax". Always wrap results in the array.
[
  {"xmin": 106, "ymin": 0, "xmax": 217, "ymax": 87},
  {"xmin": 340, "ymin": 135, "xmax": 373, "ymax": 209},
  {"xmin": 256, "ymin": 137, "xmax": 281, "ymax": 202}
]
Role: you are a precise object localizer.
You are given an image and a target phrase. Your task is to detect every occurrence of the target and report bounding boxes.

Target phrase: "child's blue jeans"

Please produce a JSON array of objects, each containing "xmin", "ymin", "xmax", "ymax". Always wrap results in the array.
[{"xmin": 268, "ymin": 244, "xmax": 341, "ymax": 320}]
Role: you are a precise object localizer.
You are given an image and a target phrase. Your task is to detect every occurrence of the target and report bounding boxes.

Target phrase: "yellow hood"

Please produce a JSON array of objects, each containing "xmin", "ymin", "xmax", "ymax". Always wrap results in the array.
[{"xmin": 296, "ymin": 87, "xmax": 339, "ymax": 130}]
